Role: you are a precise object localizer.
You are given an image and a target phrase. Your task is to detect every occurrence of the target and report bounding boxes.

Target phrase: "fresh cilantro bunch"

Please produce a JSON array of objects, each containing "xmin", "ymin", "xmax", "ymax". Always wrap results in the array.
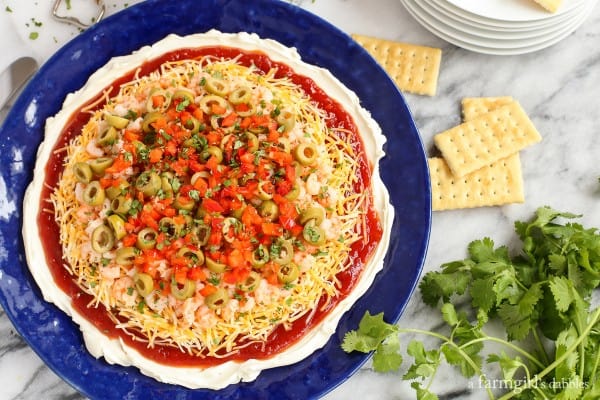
[{"xmin": 342, "ymin": 206, "xmax": 600, "ymax": 400}]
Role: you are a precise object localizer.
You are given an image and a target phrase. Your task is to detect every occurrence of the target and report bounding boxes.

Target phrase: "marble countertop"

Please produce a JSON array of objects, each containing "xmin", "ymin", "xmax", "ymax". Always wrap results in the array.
[{"xmin": 1, "ymin": 0, "xmax": 600, "ymax": 399}]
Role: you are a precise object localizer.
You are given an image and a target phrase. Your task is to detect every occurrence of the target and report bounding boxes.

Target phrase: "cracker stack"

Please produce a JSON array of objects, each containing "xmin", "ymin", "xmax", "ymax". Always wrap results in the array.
[{"xmin": 430, "ymin": 98, "xmax": 542, "ymax": 211}]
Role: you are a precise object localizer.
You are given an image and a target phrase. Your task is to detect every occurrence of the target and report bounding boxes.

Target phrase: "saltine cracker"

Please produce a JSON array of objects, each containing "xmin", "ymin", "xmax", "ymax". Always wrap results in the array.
[
  {"xmin": 433, "ymin": 101, "xmax": 541, "ymax": 177},
  {"xmin": 351, "ymin": 33, "xmax": 441, "ymax": 96},
  {"xmin": 429, "ymin": 155, "xmax": 524, "ymax": 211}
]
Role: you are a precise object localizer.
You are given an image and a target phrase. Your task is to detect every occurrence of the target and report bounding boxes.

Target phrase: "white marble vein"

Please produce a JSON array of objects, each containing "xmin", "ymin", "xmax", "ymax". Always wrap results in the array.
[{"xmin": 1, "ymin": 0, "xmax": 600, "ymax": 399}]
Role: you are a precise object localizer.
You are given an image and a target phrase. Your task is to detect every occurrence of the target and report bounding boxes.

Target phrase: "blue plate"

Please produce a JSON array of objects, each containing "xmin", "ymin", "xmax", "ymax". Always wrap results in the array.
[{"xmin": 0, "ymin": 0, "xmax": 430, "ymax": 398}]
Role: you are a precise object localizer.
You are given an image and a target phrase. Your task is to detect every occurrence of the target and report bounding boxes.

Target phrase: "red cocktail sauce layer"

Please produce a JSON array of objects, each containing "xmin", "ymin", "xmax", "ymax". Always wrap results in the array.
[{"xmin": 38, "ymin": 46, "xmax": 383, "ymax": 367}]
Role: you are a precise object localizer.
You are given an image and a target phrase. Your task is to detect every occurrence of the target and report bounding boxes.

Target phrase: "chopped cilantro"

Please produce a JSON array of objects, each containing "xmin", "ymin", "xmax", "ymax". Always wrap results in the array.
[
  {"xmin": 188, "ymin": 189, "xmax": 200, "ymax": 201},
  {"xmin": 208, "ymin": 274, "xmax": 220, "ymax": 286},
  {"xmin": 125, "ymin": 109, "xmax": 138, "ymax": 120},
  {"xmin": 176, "ymin": 98, "xmax": 190, "ymax": 112}
]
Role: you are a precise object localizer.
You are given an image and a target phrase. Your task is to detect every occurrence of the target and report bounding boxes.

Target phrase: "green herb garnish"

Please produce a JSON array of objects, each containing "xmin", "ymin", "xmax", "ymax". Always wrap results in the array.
[{"xmin": 342, "ymin": 206, "xmax": 600, "ymax": 400}]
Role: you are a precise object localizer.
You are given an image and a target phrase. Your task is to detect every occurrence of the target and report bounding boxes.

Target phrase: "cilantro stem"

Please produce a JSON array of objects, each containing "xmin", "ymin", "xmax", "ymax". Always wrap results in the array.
[
  {"xmin": 532, "ymin": 328, "xmax": 550, "ymax": 366},
  {"xmin": 459, "ymin": 335, "xmax": 544, "ymax": 370},
  {"xmin": 590, "ymin": 343, "xmax": 600, "ymax": 384},
  {"xmin": 399, "ymin": 328, "xmax": 496, "ymax": 400},
  {"xmin": 497, "ymin": 307, "xmax": 600, "ymax": 400}
]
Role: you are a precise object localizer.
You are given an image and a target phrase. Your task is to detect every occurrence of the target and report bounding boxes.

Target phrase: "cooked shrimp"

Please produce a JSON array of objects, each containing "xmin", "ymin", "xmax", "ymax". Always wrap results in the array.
[{"xmin": 111, "ymin": 276, "xmax": 137, "ymax": 307}]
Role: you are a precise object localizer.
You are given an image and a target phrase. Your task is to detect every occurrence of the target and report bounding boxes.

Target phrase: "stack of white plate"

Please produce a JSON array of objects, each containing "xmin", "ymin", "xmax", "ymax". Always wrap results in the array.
[{"xmin": 400, "ymin": 0, "xmax": 598, "ymax": 55}]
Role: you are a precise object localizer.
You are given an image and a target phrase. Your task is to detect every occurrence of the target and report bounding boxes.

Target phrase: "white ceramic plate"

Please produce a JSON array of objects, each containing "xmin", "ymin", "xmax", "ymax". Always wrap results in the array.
[
  {"xmin": 401, "ymin": 0, "xmax": 596, "ymax": 54},
  {"xmin": 420, "ymin": 0, "xmax": 586, "ymax": 40},
  {"xmin": 445, "ymin": 0, "xmax": 586, "ymax": 22},
  {"xmin": 405, "ymin": 0, "xmax": 591, "ymax": 48},
  {"xmin": 427, "ymin": 0, "xmax": 589, "ymax": 30}
]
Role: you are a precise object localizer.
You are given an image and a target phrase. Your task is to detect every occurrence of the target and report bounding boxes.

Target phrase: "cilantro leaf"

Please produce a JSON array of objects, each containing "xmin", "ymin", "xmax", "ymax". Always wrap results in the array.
[
  {"xmin": 341, "ymin": 311, "xmax": 401, "ymax": 373},
  {"xmin": 357, "ymin": 311, "xmax": 399, "ymax": 342},
  {"xmin": 487, "ymin": 352, "xmax": 525, "ymax": 382},
  {"xmin": 549, "ymin": 276, "xmax": 575, "ymax": 313},
  {"xmin": 341, "ymin": 330, "xmax": 378, "ymax": 354},
  {"xmin": 440, "ymin": 302, "xmax": 458, "ymax": 327},
  {"xmin": 554, "ymin": 326, "xmax": 579, "ymax": 382},
  {"xmin": 418, "ymin": 266, "xmax": 471, "ymax": 306},
  {"xmin": 373, "ymin": 334, "xmax": 403, "ymax": 373},
  {"xmin": 403, "ymin": 340, "xmax": 439, "ymax": 380}
]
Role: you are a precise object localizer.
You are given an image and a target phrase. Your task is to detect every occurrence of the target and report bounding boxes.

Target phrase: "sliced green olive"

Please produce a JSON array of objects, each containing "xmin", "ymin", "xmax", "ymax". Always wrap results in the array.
[
  {"xmin": 174, "ymin": 193, "xmax": 196, "ymax": 211},
  {"xmin": 91, "ymin": 225, "xmax": 114, "ymax": 253},
  {"xmin": 236, "ymin": 102, "xmax": 255, "ymax": 117},
  {"xmin": 146, "ymin": 89, "xmax": 171, "ymax": 113},
  {"xmin": 248, "ymin": 123, "xmax": 268, "ymax": 134},
  {"xmin": 231, "ymin": 203, "xmax": 247, "ymax": 220},
  {"xmin": 107, "ymin": 214, "xmax": 127, "ymax": 240},
  {"xmin": 204, "ymin": 287, "xmax": 229, "ymax": 309},
  {"xmin": 245, "ymin": 132, "xmax": 259, "ymax": 153},
  {"xmin": 239, "ymin": 271, "xmax": 261, "ymax": 292},
  {"xmin": 159, "ymin": 217, "xmax": 182, "ymax": 238},
  {"xmin": 110, "ymin": 195, "xmax": 132, "ymax": 215},
  {"xmin": 276, "ymin": 109, "xmax": 296, "ymax": 133},
  {"xmin": 97, "ymin": 126, "xmax": 118, "ymax": 146},
  {"xmin": 272, "ymin": 240, "xmax": 294, "ymax": 265},
  {"xmin": 210, "ymin": 115, "xmax": 228, "ymax": 131},
  {"xmin": 228, "ymin": 85, "xmax": 252, "ymax": 105},
  {"xmin": 222, "ymin": 217, "xmax": 241, "ymax": 243},
  {"xmin": 293, "ymin": 142, "xmax": 318, "ymax": 166},
  {"xmin": 257, "ymin": 181, "xmax": 274, "ymax": 201},
  {"xmin": 105, "ymin": 114, "xmax": 130, "ymax": 129},
  {"xmin": 134, "ymin": 272, "xmax": 154, "ymax": 296},
  {"xmin": 173, "ymin": 89, "xmax": 196, "ymax": 105},
  {"xmin": 159, "ymin": 172, "xmax": 175, "ymax": 198},
  {"xmin": 284, "ymin": 184, "xmax": 300, "ymax": 201},
  {"xmin": 177, "ymin": 247, "xmax": 205, "ymax": 266},
  {"xmin": 106, "ymin": 180, "xmax": 130, "ymax": 200},
  {"xmin": 199, "ymin": 94, "xmax": 229, "ymax": 115},
  {"xmin": 302, "ymin": 220, "xmax": 326, "ymax": 246},
  {"xmin": 88, "ymin": 157, "xmax": 114, "ymax": 175},
  {"xmin": 299, "ymin": 205, "xmax": 326, "ymax": 226},
  {"xmin": 115, "ymin": 246, "xmax": 137, "ymax": 265},
  {"xmin": 183, "ymin": 117, "xmax": 202, "ymax": 134},
  {"xmin": 190, "ymin": 222, "xmax": 211, "ymax": 246},
  {"xmin": 135, "ymin": 171, "xmax": 161, "ymax": 197},
  {"xmin": 220, "ymin": 133, "xmax": 234, "ymax": 151},
  {"xmin": 277, "ymin": 262, "xmax": 300, "ymax": 284},
  {"xmin": 195, "ymin": 205, "xmax": 207, "ymax": 220},
  {"xmin": 171, "ymin": 279, "xmax": 196, "ymax": 300},
  {"xmin": 259, "ymin": 200, "xmax": 279, "ymax": 221},
  {"xmin": 205, "ymin": 256, "xmax": 227, "ymax": 273},
  {"xmin": 204, "ymin": 77, "xmax": 228, "ymax": 97},
  {"xmin": 276, "ymin": 137, "xmax": 291, "ymax": 154},
  {"xmin": 142, "ymin": 112, "xmax": 163, "ymax": 133},
  {"xmin": 137, "ymin": 227, "xmax": 158, "ymax": 250},
  {"xmin": 190, "ymin": 171, "xmax": 210, "ymax": 186},
  {"xmin": 82, "ymin": 181, "xmax": 105, "ymax": 206},
  {"xmin": 251, "ymin": 244, "xmax": 270, "ymax": 269},
  {"xmin": 200, "ymin": 145, "xmax": 223, "ymax": 163},
  {"xmin": 73, "ymin": 162, "xmax": 93, "ymax": 184}
]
